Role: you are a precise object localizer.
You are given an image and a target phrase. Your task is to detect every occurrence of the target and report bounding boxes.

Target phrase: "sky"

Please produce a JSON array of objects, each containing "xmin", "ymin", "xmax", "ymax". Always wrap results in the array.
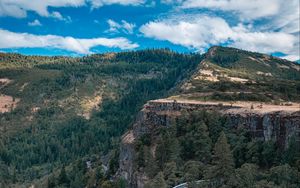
[{"xmin": 0, "ymin": 0, "xmax": 299, "ymax": 61}]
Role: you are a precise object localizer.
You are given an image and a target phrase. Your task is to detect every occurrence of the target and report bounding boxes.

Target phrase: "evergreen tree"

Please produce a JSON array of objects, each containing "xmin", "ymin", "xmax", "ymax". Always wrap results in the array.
[
  {"xmin": 269, "ymin": 164, "xmax": 300, "ymax": 188},
  {"xmin": 47, "ymin": 175, "xmax": 55, "ymax": 188},
  {"xmin": 145, "ymin": 172, "xmax": 167, "ymax": 188},
  {"xmin": 163, "ymin": 162, "xmax": 178, "ymax": 187},
  {"xmin": 183, "ymin": 160, "xmax": 204, "ymax": 182},
  {"xmin": 194, "ymin": 122, "xmax": 212, "ymax": 162},
  {"xmin": 208, "ymin": 131, "xmax": 234, "ymax": 186},
  {"xmin": 228, "ymin": 163, "xmax": 258, "ymax": 188},
  {"xmin": 58, "ymin": 166, "xmax": 69, "ymax": 186}
]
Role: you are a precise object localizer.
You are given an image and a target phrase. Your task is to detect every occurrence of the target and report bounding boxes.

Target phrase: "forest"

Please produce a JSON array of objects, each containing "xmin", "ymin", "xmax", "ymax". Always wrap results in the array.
[
  {"xmin": 0, "ymin": 49, "xmax": 202, "ymax": 187},
  {"xmin": 138, "ymin": 111, "xmax": 300, "ymax": 188}
]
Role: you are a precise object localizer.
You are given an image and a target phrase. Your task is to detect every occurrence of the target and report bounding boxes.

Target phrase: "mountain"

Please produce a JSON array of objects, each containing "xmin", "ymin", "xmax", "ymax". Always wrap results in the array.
[{"xmin": 0, "ymin": 47, "xmax": 299, "ymax": 188}]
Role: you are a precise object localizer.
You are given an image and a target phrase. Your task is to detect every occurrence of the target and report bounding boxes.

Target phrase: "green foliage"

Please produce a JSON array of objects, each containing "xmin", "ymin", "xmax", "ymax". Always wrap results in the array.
[
  {"xmin": 58, "ymin": 166, "xmax": 69, "ymax": 186},
  {"xmin": 228, "ymin": 163, "xmax": 259, "ymax": 188},
  {"xmin": 0, "ymin": 49, "xmax": 202, "ymax": 186},
  {"xmin": 269, "ymin": 164, "xmax": 300, "ymax": 188},
  {"xmin": 208, "ymin": 131, "xmax": 234, "ymax": 186},
  {"xmin": 145, "ymin": 172, "xmax": 167, "ymax": 188}
]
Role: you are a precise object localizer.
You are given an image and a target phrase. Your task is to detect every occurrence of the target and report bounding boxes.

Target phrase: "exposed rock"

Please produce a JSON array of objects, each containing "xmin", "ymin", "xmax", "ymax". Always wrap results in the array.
[{"xmin": 118, "ymin": 99, "xmax": 300, "ymax": 188}]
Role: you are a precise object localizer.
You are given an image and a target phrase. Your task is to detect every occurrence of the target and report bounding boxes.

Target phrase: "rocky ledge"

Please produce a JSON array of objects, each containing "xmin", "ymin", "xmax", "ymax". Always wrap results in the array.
[{"xmin": 118, "ymin": 99, "xmax": 300, "ymax": 188}]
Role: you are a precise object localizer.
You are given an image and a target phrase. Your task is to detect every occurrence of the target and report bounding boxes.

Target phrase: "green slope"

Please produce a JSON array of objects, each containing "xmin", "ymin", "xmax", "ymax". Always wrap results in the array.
[
  {"xmin": 0, "ymin": 49, "xmax": 202, "ymax": 187},
  {"xmin": 179, "ymin": 46, "xmax": 300, "ymax": 102}
]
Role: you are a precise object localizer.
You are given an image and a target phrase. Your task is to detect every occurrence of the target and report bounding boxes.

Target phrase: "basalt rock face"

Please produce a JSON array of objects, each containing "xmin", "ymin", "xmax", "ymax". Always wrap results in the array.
[
  {"xmin": 226, "ymin": 111, "xmax": 300, "ymax": 149},
  {"xmin": 118, "ymin": 100, "xmax": 300, "ymax": 188}
]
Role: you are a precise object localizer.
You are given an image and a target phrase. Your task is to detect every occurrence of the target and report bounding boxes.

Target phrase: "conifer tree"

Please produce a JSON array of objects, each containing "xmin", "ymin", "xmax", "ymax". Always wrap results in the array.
[
  {"xmin": 145, "ymin": 172, "xmax": 167, "ymax": 188},
  {"xmin": 208, "ymin": 131, "xmax": 234, "ymax": 186},
  {"xmin": 58, "ymin": 166, "xmax": 69, "ymax": 186}
]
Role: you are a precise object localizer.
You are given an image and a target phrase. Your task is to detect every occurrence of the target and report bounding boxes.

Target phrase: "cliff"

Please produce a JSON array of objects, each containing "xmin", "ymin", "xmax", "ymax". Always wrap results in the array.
[{"xmin": 118, "ymin": 99, "xmax": 300, "ymax": 188}]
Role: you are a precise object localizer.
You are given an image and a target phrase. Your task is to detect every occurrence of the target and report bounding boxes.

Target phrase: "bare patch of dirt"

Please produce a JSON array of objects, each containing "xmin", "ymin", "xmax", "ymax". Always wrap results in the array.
[
  {"xmin": 0, "ymin": 78, "xmax": 12, "ymax": 88},
  {"xmin": 79, "ymin": 94, "xmax": 102, "ymax": 119},
  {"xmin": 0, "ymin": 94, "xmax": 20, "ymax": 113},
  {"xmin": 194, "ymin": 66, "xmax": 249, "ymax": 83},
  {"xmin": 227, "ymin": 76, "xmax": 249, "ymax": 83},
  {"xmin": 20, "ymin": 83, "xmax": 29, "ymax": 92},
  {"xmin": 256, "ymin": 71, "xmax": 272, "ymax": 77},
  {"xmin": 277, "ymin": 64, "xmax": 290, "ymax": 69},
  {"xmin": 194, "ymin": 69, "xmax": 219, "ymax": 82},
  {"xmin": 122, "ymin": 130, "xmax": 135, "ymax": 144},
  {"xmin": 291, "ymin": 64, "xmax": 300, "ymax": 71},
  {"xmin": 180, "ymin": 82, "xmax": 195, "ymax": 91}
]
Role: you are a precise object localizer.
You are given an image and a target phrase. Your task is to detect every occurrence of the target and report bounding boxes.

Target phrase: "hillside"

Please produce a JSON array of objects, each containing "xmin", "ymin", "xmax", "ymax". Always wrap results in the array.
[
  {"xmin": 0, "ymin": 49, "xmax": 202, "ymax": 187},
  {"xmin": 179, "ymin": 46, "xmax": 300, "ymax": 102}
]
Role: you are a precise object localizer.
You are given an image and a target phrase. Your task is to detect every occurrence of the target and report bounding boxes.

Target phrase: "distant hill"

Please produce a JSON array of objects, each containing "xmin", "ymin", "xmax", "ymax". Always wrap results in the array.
[{"xmin": 178, "ymin": 46, "xmax": 300, "ymax": 102}]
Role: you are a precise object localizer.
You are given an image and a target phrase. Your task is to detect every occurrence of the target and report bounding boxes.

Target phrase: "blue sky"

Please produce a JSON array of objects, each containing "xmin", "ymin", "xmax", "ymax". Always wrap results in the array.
[{"xmin": 0, "ymin": 0, "xmax": 299, "ymax": 61}]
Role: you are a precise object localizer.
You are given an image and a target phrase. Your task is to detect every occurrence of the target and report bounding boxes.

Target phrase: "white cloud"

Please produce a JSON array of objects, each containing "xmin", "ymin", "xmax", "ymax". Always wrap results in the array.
[
  {"xmin": 180, "ymin": 0, "xmax": 280, "ymax": 20},
  {"xmin": 0, "ymin": 29, "xmax": 139, "ymax": 54},
  {"xmin": 28, "ymin": 19, "xmax": 42, "ymax": 26},
  {"xmin": 0, "ymin": 0, "xmax": 146, "ymax": 18},
  {"xmin": 140, "ymin": 16, "xmax": 232, "ymax": 52},
  {"xmin": 51, "ymin": 11, "xmax": 64, "ymax": 20},
  {"xmin": 0, "ymin": 0, "xmax": 85, "ymax": 18},
  {"xmin": 88, "ymin": 0, "xmax": 145, "ymax": 9},
  {"xmin": 282, "ymin": 55, "xmax": 300, "ymax": 62},
  {"xmin": 106, "ymin": 19, "xmax": 136, "ymax": 34},
  {"xmin": 178, "ymin": 0, "xmax": 300, "ymax": 34},
  {"xmin": 50, "ymin": 11, "xmax": 72, "ymax": 22},
  {"xmin": 159, "ymin": 0, "xmax": 299, "ymax": 61},
  {"xmin": 140, "ymin": 15, "xmax": 299, "ymax": 59}
]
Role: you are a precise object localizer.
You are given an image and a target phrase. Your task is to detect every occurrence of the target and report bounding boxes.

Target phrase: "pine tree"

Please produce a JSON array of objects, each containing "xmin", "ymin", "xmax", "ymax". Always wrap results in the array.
[
  {"xmin": 194, "ymin": 122, "xmax": 212, "ymax": 163},
  {"xmin": 47, "ymin": 175, "xmax": 55, "ymax": 188},
  {"xmin": 58, "ymin": 166, "xmax": 69, "ymax": 186},
  {"xmin": 145, "ymin": 172, "xmax": 167, "ymax": 188},
  {"xmin": 208, "ymin": 131, "xmax": 234, "ymax": 186},
  {"xmin": 164, "ymin": 162, "xmax": 178, "ymax": 187},
  {"xmin": 227, "ymin": 163, "xmax": 258, "ymax": 188}
]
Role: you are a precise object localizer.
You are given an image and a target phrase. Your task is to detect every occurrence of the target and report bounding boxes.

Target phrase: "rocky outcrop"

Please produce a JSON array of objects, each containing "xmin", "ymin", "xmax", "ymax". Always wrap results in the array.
[{"xmin": 118, "ymin": 99, "xmax": 300, "ymax": 188}]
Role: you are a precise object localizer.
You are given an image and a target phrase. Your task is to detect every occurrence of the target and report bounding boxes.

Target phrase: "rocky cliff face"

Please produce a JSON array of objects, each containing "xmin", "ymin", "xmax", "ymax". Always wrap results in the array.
[{"xmin": 118, "ymin": 99, "xmax": 300, "ymax": 188}]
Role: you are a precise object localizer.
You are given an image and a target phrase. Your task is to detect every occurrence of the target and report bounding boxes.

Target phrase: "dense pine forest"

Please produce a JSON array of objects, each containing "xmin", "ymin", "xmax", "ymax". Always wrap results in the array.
[
  {"xmin": 138, "ymin": 111, "xmax": 300, "ymax": 188},
  {"xmin": 0, "ymin": 49, "xmax": 202, "ymax": 187}
]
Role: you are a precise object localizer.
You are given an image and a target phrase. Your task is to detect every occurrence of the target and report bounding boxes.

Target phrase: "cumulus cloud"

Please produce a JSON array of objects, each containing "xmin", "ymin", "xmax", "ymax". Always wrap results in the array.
[
  {"xmin": 106, "ymin": 19, "xmax": 136, "ymax": 34},
  {"xmin": 158, "ymin": 0, "xmax": 299, "ymax": 61},
  {"xmin": 0, "ymin": 29, "xmax": 138, "ymax": 54},
  {"xmin": 28, "ymin": 19, "xmax": 42, "ymax": 26},
  {"xmin": 178, "ymin": 0, "xmax": 300, "ymax": 34},
  {"xmin": 140, "ymin": 15, "xmax": 299, "ymax": 60},
  {"xmin": 0, "ymin": 0, "xmax": 146, "ymax": 18}
]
